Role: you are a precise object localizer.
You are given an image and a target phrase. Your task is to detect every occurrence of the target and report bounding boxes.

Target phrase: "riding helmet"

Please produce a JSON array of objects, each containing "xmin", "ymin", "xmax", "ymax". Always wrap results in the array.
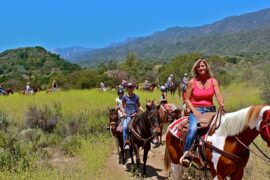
[
  {"xmin": 118, "ymin": 89, "xmax": 124, "ymax": 95},
  {"xmin": 160, "ymin": 86, "xmax": 167, "ymax": 91}
]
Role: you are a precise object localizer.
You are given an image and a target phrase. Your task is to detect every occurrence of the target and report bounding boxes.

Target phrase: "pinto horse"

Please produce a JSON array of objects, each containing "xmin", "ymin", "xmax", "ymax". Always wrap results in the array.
[
  {"xmin": 158, "ymin": 103, "xmax": 181, "ymax": 143},
  {"xmin": 108, "ymin": 108, "xmax": 125, "ymax": 164},
  {"xmin": 128, "ymin": 100, "xmax": 161, "ymax": 176},
  {"xmin": 164, "ymin": 105, "xmax": 270, "ymax": 180}
]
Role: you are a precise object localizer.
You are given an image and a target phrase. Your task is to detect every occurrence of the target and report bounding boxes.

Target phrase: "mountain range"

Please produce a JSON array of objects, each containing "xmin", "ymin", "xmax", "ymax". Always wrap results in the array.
[{"xmin": 53, "ymin": 8, "xmax": 270, "ymax": 65}]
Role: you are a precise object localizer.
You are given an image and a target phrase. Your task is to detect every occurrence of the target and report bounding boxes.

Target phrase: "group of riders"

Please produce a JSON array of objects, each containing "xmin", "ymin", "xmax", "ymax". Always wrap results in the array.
[
  {"xmin": 110, "ymin": 58, "xmax": 225, "ymax": 168},
  {"xmin": 0, "ymin": 80, "xmax": 58, "ymax": 95},
  {"xmin": 112, "ymin": 73, "xmax": 189, "ymax": 149}
]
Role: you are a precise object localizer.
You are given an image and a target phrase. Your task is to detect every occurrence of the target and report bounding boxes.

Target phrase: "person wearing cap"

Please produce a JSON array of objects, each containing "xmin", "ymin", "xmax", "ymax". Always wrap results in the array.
[
  {"xmin": 121, "ymin": 77, "xmax": 127, "ymax": 88},
  {"xmin": 144, "ymin": 79, "xmax": 151, "ymax": 90},
  {"xmin": 182, "ymin": 73, "xmax": 189, "ymax": 91},
  {"xmin": 100, "ymin": 81, "xmax": 106, "ymax": 92},
  {"xmin": 52, "ymin": 80, "xmax": 58, "ymax": 91},
  {"xmin": 26, "ymin": 82, "xmax": 33, "ymax": 93},
  {"xmin": 115, "ymin": 89, "xmax": 124, "ymax": 119},
  {"xmin": 166, "ymin": 74, "xmax": 174, "ymax": 89},
  {"xmin": 121, "ymin": 82, "xmax": 144, "ymax": 149},
  {"xmin": 159, "ymin": 85, "xmax": 168, "ymax": 104}
]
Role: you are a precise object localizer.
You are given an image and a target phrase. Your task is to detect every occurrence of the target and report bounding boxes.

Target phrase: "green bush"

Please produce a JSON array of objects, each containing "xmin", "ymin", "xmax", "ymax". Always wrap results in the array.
[{"xmin": 60, "ymin": 136, "xmax": 82, "ymax": 156}]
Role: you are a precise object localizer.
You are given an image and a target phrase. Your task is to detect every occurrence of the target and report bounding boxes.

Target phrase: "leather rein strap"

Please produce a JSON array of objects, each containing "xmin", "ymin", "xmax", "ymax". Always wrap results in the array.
[
  {"xmin": 203, "ymin": 108, "xmax": 241, "ymax": 162},
  {"xmin": 128, "ymin": 118, "xmax": 155, "ymax": 146},
  {"xmin": 203, "ymin": 141, "xmax": 240, "ymax": 162}
]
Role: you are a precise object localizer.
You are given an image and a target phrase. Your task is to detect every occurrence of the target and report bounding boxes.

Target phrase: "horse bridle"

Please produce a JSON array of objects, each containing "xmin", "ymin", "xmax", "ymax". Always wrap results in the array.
[
  {"xmin": 259, "ymin": 118, "xmax": 270, "ymax": 141},
  {"xmin": 128, "ymin": 109, "xmax": 159, "ymax": 146}
]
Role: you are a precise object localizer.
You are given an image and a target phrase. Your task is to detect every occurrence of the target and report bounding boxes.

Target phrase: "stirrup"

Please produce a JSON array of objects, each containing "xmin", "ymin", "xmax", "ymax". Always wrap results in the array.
[{"xmin": 180, "ymin": 151, "xmax": 191, "ymax": 167}]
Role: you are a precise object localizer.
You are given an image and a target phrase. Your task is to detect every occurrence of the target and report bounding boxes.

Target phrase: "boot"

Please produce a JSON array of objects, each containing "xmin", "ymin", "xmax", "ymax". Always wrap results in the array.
[{"xmin": 180, "ymin": 151, "xmax": 191, "ymax": 167}]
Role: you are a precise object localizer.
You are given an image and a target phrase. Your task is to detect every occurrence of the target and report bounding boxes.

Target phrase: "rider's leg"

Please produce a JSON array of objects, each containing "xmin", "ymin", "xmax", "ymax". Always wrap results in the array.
[
  {"xmin": 184, "ymin": 113, "xmax": 198, "ymax": 152},
  {"xmin": 123, "ymin": 116, "xmax": 131, "ymax": 148}
]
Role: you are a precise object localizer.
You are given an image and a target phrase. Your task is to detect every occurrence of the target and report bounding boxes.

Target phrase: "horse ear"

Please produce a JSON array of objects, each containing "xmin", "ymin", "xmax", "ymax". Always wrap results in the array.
[
  {"xmin": 156, "ymin": 104, "xmax": 160, "ymax": 110},
  {"xmin": 146, "ymin": 103, "xmax": 151, "ymax": 111}
]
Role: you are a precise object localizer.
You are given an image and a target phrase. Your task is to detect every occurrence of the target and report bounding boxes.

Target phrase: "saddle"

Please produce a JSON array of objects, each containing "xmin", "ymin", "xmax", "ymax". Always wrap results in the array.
[{"xmin": 179, "ymin": 112, "xmax": 216, "ymax": 132}]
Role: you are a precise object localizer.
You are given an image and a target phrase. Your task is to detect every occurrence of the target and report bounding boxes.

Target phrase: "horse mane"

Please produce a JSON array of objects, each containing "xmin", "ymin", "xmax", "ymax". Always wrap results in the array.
[{"xmin": 219, "ymin": 105, "xmax": 266, "ymax": 136}]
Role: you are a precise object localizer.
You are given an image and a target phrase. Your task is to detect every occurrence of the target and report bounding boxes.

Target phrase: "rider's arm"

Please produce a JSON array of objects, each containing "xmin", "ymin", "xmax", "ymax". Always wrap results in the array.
[{"xmin": 213, "ymin": 78, "xmax": 224, "ymax": 109}]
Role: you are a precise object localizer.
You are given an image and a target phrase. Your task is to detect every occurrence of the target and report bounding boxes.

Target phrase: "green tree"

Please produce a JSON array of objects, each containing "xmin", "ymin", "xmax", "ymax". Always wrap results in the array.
[{"xmin": 121, "ymin": 53, "xmax": 143, "ymax": 81}]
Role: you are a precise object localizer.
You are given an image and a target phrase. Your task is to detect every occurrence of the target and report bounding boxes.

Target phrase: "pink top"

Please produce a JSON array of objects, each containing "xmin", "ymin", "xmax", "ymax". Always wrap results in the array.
[{"xmin": 191, "ymin": 78, "xmax": 215, "ymax": 107}]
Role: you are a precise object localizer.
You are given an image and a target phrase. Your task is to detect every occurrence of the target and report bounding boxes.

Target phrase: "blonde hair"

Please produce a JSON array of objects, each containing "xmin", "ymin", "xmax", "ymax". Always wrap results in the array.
[{"xmin": 191, "ymin": 58, "xmax": 213, "ymax": 78}]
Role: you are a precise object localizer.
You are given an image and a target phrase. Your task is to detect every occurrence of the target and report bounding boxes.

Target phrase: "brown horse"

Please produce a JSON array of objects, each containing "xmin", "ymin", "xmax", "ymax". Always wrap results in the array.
[
  {"xmin": 108, "ymin": 108, "xmax": 125, "ymax": 164},
  {"xmin": 158, "ymin": 103, "xmax": 181, "ymax": 143},
  {"xmin": 164, "ymin": 105, "xmax": 270, "ymax": 179},
  {"xmin": 139, "ymin": 83, "xmax": 157, "ymax": 92},
  {"xmin": 5, "ymin": 88, "xmax": 14, "ymax": 95},
  {"xmin": 167, "ymin": 81, "xmax": 181, "ymax": 98},
  {"xmin": 128, "ymin": 100, "xmax": 161, "ymax": 176}
]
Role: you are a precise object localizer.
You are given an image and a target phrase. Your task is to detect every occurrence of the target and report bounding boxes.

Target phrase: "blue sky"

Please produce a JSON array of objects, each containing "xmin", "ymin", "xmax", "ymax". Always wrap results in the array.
[{"xmin": 1, "ymin": 0, "xmax": 270, "ymax": 51}]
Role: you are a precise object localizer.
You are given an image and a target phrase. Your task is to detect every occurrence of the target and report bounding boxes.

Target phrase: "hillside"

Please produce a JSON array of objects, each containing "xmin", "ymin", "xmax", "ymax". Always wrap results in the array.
[
  {"xmin": 51, "ymin": 46, "xmax": 95, "ymax": 62},
  {"xmin": 72, "ymin": 8, "xmax": 270, "ymax": 65},
  {"xmin": 0, "ymin": 46, "xmax": 80, "ymax": 86}
]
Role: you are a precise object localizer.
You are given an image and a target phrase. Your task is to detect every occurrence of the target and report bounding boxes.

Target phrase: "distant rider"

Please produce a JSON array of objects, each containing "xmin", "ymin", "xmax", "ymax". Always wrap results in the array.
[
  {"xmin": 166, "ymin": 74, "xmax": 174, "ymax": 89},
  {"xmin": 52, "ymin": 80, "xmax": 58, "ymax": 91},
  {"xmin": 0, "ymin": 83, "xmax": 7, "ymax": 95},
  {"xmin": 26, "ymin": 82, "xmax": 33, "ymax": 93},
  {"xmin": 144, "ymin": 79, "xmax": 151, "ymax": 90}
]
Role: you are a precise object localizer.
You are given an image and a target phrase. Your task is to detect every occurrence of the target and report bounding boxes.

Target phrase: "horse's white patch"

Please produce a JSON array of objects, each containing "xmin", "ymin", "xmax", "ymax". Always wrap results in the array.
[
  {"xmin": 207, "ymin": 132, "xmax": 226, "ymax": 172},
  {"xmin": 218, "ymin": 108, "xmax": 250, "ymax": 136},
  {"xmin": 171, "ymin": 163, "xmax": 183, "ymax": 180}
]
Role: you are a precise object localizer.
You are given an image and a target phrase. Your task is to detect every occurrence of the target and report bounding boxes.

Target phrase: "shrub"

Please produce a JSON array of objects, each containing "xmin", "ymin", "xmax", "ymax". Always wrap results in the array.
[
  {"xmin": 60, "ymin": 136, "xmax": 82, "ymax": 156},
  {"xmin": 25, "ymin": 103, "xmax": 61, "ymax": 133},
  {"xmin": 0, "ymin": 111, "xmax": 10, "ymax": 132}
]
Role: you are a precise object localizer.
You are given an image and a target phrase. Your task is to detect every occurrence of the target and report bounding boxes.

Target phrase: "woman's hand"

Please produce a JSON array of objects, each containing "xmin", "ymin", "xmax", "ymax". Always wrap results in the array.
[
  {"xmin": 193, "ymin": 109, "xmax": 202, "ymax": 118},
  {"xmin": 219, "ymin": 102, "xmax": 225, "ymax": 113}
]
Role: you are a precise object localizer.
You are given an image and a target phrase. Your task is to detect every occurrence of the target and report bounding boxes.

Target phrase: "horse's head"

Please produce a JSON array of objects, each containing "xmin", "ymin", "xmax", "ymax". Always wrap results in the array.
[
  {"xmin": 108, "ymin": 108, "xmax": 119, "ymax": 131},
  {"xmin": 260, "ymin": 110, "xmax": 270, "ymax": 147},
  {"xmin": 146, "ymin": 100, "xmax": 161, "ymax": 135}
]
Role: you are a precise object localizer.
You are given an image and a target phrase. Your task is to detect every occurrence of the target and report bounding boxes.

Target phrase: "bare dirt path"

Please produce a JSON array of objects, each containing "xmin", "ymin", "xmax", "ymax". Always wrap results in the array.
[{"xmin": 104, "ymin": 141, "xmax": 171, "ymax": 180}]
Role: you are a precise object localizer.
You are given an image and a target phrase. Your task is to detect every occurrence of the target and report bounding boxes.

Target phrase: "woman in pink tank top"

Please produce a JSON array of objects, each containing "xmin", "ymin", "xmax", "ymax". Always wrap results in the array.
[{"xmin": 180, "ymin": 58, "xmax": 224, "ymax": 167}]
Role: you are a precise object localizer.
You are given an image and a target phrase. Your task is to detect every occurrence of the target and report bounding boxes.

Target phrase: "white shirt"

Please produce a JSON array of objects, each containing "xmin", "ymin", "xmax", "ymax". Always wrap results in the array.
[{"xmin": 115, "ymin": 97, "xmax": 123, "ymax": 109}]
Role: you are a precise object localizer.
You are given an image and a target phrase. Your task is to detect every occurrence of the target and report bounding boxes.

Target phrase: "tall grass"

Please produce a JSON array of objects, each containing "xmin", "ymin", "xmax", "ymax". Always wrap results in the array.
[{"xmin": 0, "ymin": 84, "xmax": 268, "ymax": 179}]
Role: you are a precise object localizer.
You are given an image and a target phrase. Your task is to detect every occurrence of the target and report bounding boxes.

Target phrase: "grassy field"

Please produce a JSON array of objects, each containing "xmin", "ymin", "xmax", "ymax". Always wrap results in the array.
[{"xmin": 0, "ymin": 83, "xmax": 269, "ymax": 179}]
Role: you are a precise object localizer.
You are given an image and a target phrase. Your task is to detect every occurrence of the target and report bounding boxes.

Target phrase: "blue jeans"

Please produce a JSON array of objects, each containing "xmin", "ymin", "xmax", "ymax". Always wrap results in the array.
[
  {"xmin": 123, "ymin": 116, "xmax": 131, "ymax": 144},
  {"xmin": 184, "ymin": 107, "xmax": 212, "ymax": 152},
  {"xmin": 0, "ymin": 89, "xmax": 6, "ymax": 94}
]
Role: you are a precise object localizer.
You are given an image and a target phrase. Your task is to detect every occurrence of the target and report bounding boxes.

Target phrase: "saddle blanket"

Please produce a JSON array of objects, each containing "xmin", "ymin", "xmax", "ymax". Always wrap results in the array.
[{"xmin": 168, "ymin": 117, "xmax": 188, "ymax": 139}]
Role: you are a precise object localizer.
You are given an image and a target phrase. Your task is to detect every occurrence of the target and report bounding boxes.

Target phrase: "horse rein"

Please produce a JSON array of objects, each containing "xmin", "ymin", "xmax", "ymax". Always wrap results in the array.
[
  {"xmin": 234, "ymin": 136, "xmax": 270, "ymax": 163},
  {"xmin": 128, "ymin": 112, "xmax": 158, "ymax": 147},
  {"xmin": 233, "ymin": 116, "xmax": 270, "ymax": 162}
]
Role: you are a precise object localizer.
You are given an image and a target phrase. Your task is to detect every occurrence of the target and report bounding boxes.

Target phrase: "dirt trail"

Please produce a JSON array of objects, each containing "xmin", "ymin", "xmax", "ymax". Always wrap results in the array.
[{"xmin": 104, "ymin": 142, "xmax": 170, "ymax": 180}]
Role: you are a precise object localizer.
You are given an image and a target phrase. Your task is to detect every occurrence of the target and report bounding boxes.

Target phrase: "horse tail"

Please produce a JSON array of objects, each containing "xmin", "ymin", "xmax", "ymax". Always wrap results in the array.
[{"xmin": 164, "ymin": 144, "xmax": 171, "ymax": 171}]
